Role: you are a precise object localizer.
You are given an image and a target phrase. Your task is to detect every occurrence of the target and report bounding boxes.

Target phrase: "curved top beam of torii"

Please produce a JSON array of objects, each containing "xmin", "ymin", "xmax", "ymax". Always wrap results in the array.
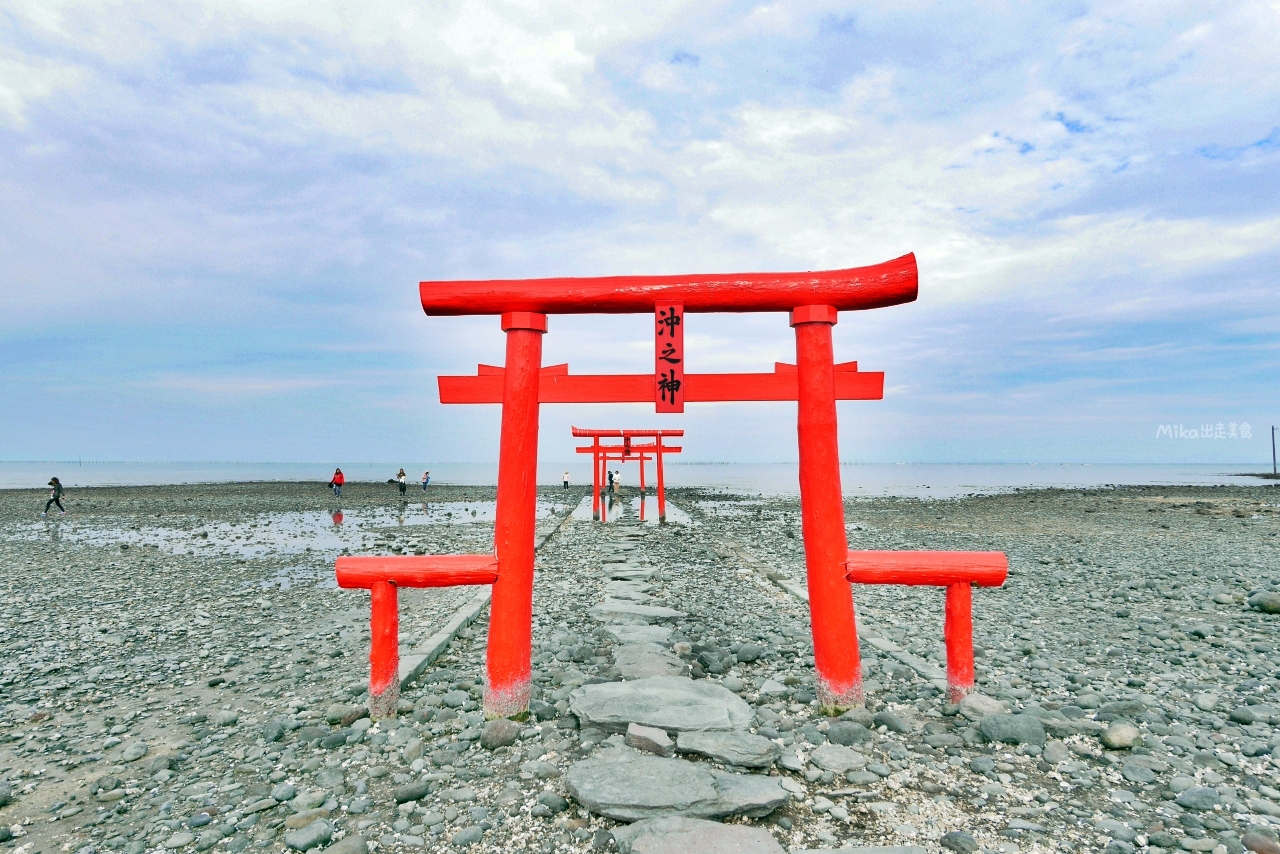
[{"xmin": 420, "ymin": 253, "xmax": 917, "ymax": 316}]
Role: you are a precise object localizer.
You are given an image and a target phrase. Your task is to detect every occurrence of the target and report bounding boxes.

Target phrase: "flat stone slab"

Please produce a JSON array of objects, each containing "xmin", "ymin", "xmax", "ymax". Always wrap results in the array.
[
  {"xmin": 590, "ymin": 599, "xmax": 686, "ymax": 624},
  {"xmin": 609, "ymin": 566, "xmax": 660, "ymax": 581},
  {"xmin": 604, "ymin": 625, "xmax": 673, "ymax": 645},
  {"xmin": 808, "ymin": 744, "xmax": 868, "ymax": 774},
  {"xmin": 615, "ymin": 644, "xmax": 686, "ymax": 679},
  {"xmin": 792, "ymin": 848, "xmax": 927, "ymax": 854},
  {"xmin": 612, "ymin": 816, "xmax": 785, "ymax": 853},
  {"xmin": 570, "ymin": 676, "xmax": 754, "ymax": 733},
  {"xmin": 566, "ymin": 747, "xmax": 788, "ymax": 821},
  {"xmin": 606, "ymin": 580, "xmax": 653, "ymax": 602},
  {"xmin": 675, "ymin": 731, "xmax": 781, "ymax": 768}
]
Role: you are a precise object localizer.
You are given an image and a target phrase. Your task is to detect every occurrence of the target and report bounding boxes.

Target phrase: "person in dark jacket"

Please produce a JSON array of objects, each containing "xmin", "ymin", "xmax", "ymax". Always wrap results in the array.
[{"xmin": 42, "ymin": 477, "xmax": 65, "ymax": 516}]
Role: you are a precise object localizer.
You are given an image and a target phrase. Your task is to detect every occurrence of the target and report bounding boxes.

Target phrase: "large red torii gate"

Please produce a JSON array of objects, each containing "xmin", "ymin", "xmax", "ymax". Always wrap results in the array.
[
  {"xmin": 335, "ymin": 253, "xmax": 1006, "ymax": 721},
  {"xmin": 572, "ymin": 427, "xmax": 683, "ymax": 523},
  {"xmin": 339, "ymin": 257, "xmax": 914, "ymax": 717}
]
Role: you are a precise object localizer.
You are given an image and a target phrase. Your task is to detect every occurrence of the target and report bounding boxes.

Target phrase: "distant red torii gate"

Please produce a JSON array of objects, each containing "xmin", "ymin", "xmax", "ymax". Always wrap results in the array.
[
  {"xmin": 572, "ymin": 427, "xmax": 683, "ymax": 523},
  {"xmin": 334, "ymin": 253, "xmax": 1010, "ymax": 721}
]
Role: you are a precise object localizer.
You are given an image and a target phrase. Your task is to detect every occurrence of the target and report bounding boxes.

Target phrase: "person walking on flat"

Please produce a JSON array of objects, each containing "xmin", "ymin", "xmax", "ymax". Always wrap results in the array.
[
  {"xmin": 42, "ymin": 477, "xmax": 66, "ymax": 516},
  {"xmin": 397, "ymin": 468, "xmax": 408, "ymax": 498},
  {"xmin": 329, "ymin": 468, "xmax": 345, "ymax": 497},
  {"xmin": 563, "ymin": 471, "xmax": 570, "ymax": 489},
  {"xmin": 421, "ymin": 471, "xmax": 430, "ymax": 492}
]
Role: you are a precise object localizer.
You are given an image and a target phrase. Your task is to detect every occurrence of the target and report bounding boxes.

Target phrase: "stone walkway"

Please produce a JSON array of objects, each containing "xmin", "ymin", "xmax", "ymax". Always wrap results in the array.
[{"xmin": 562, "ymin": 506, "xmax": 790, "ymax": 850}]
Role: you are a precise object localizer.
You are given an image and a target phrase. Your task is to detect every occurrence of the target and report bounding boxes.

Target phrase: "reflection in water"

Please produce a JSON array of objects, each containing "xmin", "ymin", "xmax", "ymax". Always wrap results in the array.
[{"xmin": 17, "ymin": 498, "xmax": 566, "ymax": 565}]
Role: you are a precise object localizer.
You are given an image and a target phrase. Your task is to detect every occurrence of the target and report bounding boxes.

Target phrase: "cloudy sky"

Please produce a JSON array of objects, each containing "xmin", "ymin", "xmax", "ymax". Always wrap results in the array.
[{"xmin": 2, "ymin": 0, "xmax": 1277, "ymax": 470}]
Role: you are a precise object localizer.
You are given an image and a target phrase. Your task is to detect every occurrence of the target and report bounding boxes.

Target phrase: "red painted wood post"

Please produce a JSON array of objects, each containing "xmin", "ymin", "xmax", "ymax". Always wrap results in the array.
[
  {"xmin": 656, "ymin": 435, "xmax": 667, "ymax": 522},
  {"xmin": 368, "ymin": 580, "xmax": 399, "ymax": 719},
  {"xmin": 591, "ymin": 437, "xmax": 601, "ymax": 521},
  {"xmin": 598, "ymin": 453, "xmax": 608, "ymax": 523},
  {"xmin": 792, "ymin": 304, "xmax": 863, "ymax": 711},
  {"xmin": 485, "ymin": 311, "xmax": 545, "ymax": 719},
  {"xmin": 945, "ymin": 582, "xmax": 975, "ymax": 703}
]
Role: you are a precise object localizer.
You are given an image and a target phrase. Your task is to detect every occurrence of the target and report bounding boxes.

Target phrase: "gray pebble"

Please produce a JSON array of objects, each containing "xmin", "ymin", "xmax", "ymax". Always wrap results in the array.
[
  {"xmin": 1175, "ymin": 786, "xmax": 1222, "ymax": 811},
  {"xmin": 1101, "ymin": 721, "xmax": 1141, "ymax": 750},
  {"xmin": 940, "ymin": 830, "xmax": 979, "ymax": 853},
  {"xmin": 826, "ymin": 721, "xmax": 872, "ymax": 745},
  {"xmin": 872, "ymin": 711, "xmax": 910, "ymax": 733},
  {"xmin": 480, "ymin": 718, "xmax": 521, "ymax": 750},
  {"xmin": 320, "ymin": 837, "xmax": 367, "ymax": 854},
  {"xmin": 451, "ymin": 826, "xmax": 483, "ymax": 847},
  {"xmin": 979, "ymin": 713, "xmax": 1046, "ymax": 746},
  {"xmin": 284, "ymin": 820, "xmax": 333, "ymax": 852},
  {"xmin": 536, "ymin": 791, "xmax": 569, "ymax": 813},
  {"xmin": 1248, "ymin": 592, "xmax": 1280, "ymax": 613}
]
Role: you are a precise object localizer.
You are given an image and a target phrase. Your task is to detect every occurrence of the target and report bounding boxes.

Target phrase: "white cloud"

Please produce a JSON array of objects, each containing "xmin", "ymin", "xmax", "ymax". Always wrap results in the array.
[
  {"xmin": 2, "ymin": 0, "xmax": 1278, "ymax": 462},
  {"xmin": 0, "ymin": 53, "xmax": 85, "ymax": 128}
]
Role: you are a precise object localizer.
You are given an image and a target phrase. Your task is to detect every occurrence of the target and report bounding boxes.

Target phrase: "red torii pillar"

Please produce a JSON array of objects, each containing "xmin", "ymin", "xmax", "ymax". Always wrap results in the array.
[
  {"xmin": 589, "ymin": 435, "xmax": 603, "ymax": 521},
  {"xmin": 486, "ymin": 311, "xmax": 546, "ymax": 717}
]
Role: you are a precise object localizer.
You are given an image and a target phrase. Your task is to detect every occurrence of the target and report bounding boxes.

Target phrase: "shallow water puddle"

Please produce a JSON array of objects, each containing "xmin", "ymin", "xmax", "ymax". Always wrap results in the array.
[
  {"xmin": 692, "ymin": 499, "xmax": 765, "ymax": 517},
  {"xmin": 18, "ymin": 500, "xmax": 562, "ymax": 562},
  {"xmin": 261, "ymin": 564, "xmax": 339, "ymax": 591},
  {"xmin": 568, "ymin": 493, "xmax": 694, "ymax": 525}
]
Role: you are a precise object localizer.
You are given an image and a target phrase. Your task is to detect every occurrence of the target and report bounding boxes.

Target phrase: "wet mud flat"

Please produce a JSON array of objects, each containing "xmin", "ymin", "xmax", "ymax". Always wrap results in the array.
[{"xmin": 1, "ymin": 482, "xmax": 1278, "ymax": 854}]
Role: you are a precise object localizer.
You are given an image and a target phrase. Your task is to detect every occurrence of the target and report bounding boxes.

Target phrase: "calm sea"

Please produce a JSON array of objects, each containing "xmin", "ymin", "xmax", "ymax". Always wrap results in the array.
[{"xmin": 0, "ymin": 461, "xmax": 1271, "ymax": 498}]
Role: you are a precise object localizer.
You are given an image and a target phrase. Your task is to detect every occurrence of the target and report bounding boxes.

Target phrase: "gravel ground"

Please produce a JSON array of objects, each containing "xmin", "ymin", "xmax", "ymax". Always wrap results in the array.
[{"xmin": 2, "ymin": 481, "xmax": 1278, "ymax": 854}]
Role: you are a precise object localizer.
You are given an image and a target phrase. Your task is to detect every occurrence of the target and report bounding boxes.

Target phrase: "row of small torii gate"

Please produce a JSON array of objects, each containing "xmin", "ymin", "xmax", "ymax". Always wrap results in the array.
[
  {"xmin": 336, "ymin": 253, "xmax": 1008, "ymax": 720},
  {"xmin": 574, "ymin": 426, "xmax": 682, "ymax": 523}
]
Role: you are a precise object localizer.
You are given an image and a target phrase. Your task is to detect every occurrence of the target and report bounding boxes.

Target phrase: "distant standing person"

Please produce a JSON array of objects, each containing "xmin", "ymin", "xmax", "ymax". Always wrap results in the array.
[
  {"xmin": 606, "ymin": 469, "xmax": 614, "ymax": 493},
  {"xmin": 421, "ymin": 471, "xmax": 430, "ymax": 492},
  {"xmin": 614, "ymin": 470, "xmax": 622, "ymax": 495},
  {"xmin": 42, "ymin": 477, "xmax": 65, "ymax": 516},
  {"xmin": 329, "ymin": 468, "xmax": 344, "ymax": 497},
  {"xmin": 397, "ymin": 468, "xmax": 408, "ymax": 498},
  {"xmin": 562, "ymin": 470, "xmax": 570, "ymax": 489}
]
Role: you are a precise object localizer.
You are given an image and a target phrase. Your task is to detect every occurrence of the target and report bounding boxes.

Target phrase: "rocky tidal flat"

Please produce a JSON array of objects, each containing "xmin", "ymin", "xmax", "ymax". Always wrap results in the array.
[{"xmin": 2, "ymin": 481, "xmax": 1279, "ymax": 854}]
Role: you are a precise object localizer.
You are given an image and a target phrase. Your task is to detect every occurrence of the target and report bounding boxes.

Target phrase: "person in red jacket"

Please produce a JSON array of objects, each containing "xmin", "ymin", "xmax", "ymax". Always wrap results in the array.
[{"xmin": 329, "ymin": 468, "xmax": 345, "ymax": 498}]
